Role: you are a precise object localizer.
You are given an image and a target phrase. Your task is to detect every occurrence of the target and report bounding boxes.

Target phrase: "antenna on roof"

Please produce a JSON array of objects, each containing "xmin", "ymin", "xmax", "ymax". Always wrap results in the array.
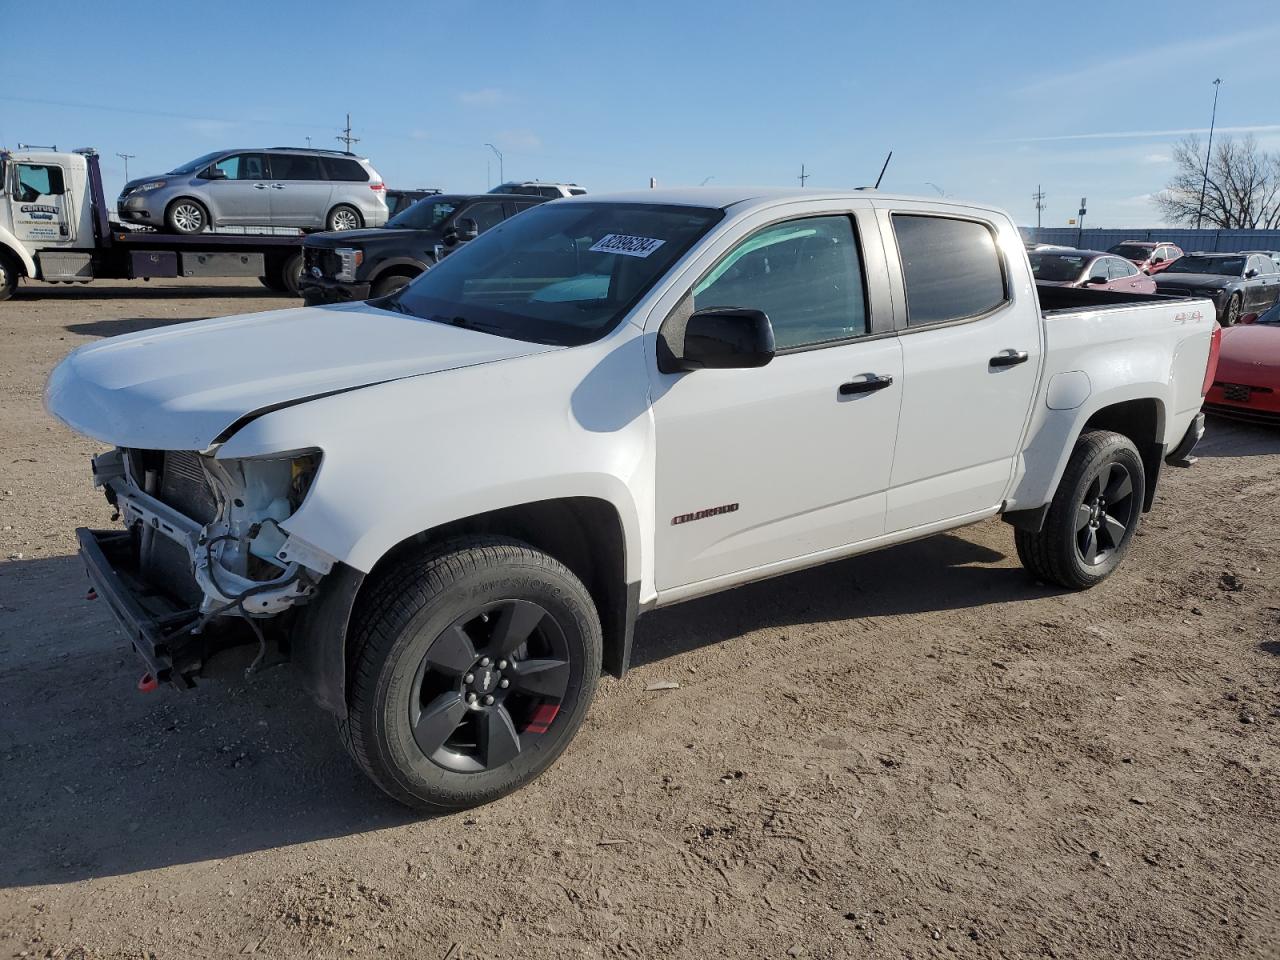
[{"xmin": 874, "ymin": 151, "xmax": 893, "ymax": 189}]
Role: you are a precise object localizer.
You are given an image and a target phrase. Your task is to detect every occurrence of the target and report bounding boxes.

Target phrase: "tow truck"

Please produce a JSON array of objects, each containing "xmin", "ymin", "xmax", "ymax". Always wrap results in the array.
[{"xmin": 0, "ymin": 146, "xmax": 305, "ymax": 300}]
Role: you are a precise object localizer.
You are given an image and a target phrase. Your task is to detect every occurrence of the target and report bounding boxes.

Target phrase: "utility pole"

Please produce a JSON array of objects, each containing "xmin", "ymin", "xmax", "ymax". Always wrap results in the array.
[
  {"xmin": 116, "ymin": 152, "xmax": 135, "ymax": 181},
  {"xmin": 1032, "ymin": 185, "xmax": 1046, "ymax": 229},
  {"xmin": 305, "ymin": 136, "xmax": 312, "ymax": 148},
  {"xmin": 1076, "ymin": 196, "xmax": 1087, "ymax": 247},
  {"xmin": 336, "ymin": 113, "xmax": 360, "ymax": 153},
  {"xmin": 798, "ymin": 163, "xmax": 809, "ymax": 187},
  {"xmin": 1195, "ymin": 78, "xmax": 1223, "ymax": 230},
  {"xmin": 485, "ymin": 143, "xmax": 504, "ymax": 184}
]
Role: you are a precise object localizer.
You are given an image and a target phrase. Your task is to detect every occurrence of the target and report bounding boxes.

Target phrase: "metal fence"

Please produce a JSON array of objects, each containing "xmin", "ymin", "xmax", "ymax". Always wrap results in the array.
[{"xmin": 1023, "ymin": 227, "xmax": 1280, "ymax": 253}]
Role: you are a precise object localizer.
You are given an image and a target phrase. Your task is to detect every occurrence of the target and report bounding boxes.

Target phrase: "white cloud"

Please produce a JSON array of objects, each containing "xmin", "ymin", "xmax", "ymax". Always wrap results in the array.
[
  {"xmin": 1001, "ymin": 124, "xmax": 1280, "ymax": 144},
  {"xmin": 457, "ymin": 88, "xmax": 506, "ymax": 107},
  {"xmin": 1142, "ymin": 153, "xmax": 1171, "ymax": 164}
]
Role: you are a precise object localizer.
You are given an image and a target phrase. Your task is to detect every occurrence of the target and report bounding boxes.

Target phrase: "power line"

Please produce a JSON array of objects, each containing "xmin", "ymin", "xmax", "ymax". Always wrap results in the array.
[
  {"xmin": 336, "ymin": 113, "xmax": 360, "ymax": 153},
  {"xmin": 1032, "ymin": 185, "xmax": 1046, "ymax": 229}
]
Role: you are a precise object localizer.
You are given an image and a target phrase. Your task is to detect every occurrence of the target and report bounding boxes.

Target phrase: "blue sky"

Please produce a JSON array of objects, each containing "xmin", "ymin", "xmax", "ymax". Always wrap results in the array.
[{"xmin": 2, "ymin": 0, "xmax": 1277, "ymax": 227}]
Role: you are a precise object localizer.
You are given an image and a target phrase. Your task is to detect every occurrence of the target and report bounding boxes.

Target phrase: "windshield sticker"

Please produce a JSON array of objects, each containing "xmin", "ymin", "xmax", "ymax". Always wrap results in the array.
[{"xmin": 589, "ymin": 234, "xmax": 666, "ymax": 258}]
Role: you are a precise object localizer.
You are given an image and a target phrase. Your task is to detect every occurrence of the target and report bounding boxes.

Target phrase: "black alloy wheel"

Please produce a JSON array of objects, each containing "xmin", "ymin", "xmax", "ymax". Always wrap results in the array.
[
  {"xmin": 410, "ymin": 599, "xmax": 571, "ymax": 773},
  {"xmin": 1074, "ymin": 460, "xmax": 1136, "ymax": 567}
]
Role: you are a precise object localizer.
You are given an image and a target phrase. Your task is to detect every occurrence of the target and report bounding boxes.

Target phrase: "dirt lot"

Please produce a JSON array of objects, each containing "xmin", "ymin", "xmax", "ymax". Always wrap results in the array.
[{"xmin": 1, "ymin": 277, "xmax": 1279, "ymax": 960}]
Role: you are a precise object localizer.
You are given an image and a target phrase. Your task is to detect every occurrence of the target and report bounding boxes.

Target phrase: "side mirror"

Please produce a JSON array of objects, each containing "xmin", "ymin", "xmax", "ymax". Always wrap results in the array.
[
  {"xmin": 1086, "ymin": 275, "xmax": 1108, "ymax": 285},
  {"xmin": 456, "ymin": 217, "xmax": 479, "ymax": 242},
  {"xmin": 203, "ymin": 167, "xmax": 227, "ymax": 180},
  {"xmin": 1150, "ymin": 256, "xmax": 1165, "ymax": 264},
  {"xmin": 1245, "ymin": 268, "xmax": 1259, "ymax": 278},
  {"xmin": 662, "ymin": 308, "xmax": 775, "ymax": 372}
]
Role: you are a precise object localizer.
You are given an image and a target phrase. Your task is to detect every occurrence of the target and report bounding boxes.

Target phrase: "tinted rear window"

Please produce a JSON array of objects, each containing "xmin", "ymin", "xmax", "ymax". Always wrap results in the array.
[
  {"xmin": 892, "ymin": 214, "xmax": 1008, "ymax": 325},
  {"xmin": 321, "ymin": 156, "xmax": 370, "ymax": 181}
]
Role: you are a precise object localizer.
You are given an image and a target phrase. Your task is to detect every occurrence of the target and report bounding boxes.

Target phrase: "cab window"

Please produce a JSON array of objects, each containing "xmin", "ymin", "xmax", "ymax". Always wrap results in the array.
[
  {"xmin": 13, "ymin": 163, "xmax": 65, "ymax": 201},
  {"xmin": 693, "ymin": 215, "xmax": 868, "ymax": 350},
  {"xmin": 892, "ymin": 214, "xmax": 1008, "ymax": 325},
  {"xmin": 210, "ymin": 153, "xmax": 267, "ymax": 181}
]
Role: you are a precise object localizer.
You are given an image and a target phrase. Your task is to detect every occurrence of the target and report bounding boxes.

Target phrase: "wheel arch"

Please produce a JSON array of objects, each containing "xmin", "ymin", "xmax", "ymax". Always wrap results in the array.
[
  {"xmin": 0, "ymin": 227, "xmax": 37, "ymax": 278},
  {"xmin": 294, "ymin": 496, "xmax": 639, "ymax": 718},
  {"xmin": 369, "ymin": 256, "xmax": 430, "ymax": 283}
]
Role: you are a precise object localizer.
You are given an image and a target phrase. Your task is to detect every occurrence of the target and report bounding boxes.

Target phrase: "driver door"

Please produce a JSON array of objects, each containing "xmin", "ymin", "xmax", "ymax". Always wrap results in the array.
[
  {"xmin": 10, "ymin": 161, "xmax": 72, "ymax": 244},
  {"xmin": 649, "ymin": 205, "xmax": 903, "ymax": 594}
]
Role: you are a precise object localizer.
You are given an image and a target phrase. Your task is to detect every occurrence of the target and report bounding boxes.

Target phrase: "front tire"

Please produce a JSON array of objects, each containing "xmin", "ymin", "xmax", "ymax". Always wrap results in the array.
[
  {"xmin": 326, "ymin": 204, "xmax": 363, "ymax": 231},
  {"xmin": 371, "ymin": 272, "xmax": 415, "ymax": 298},
  {"xmin": 0, "ymin": 253, "xmax": 18, "ymax": 301},
  {"xmin": 340, "ymin": 536, "xmax": 602, "ymax": 810},
  {"xmin": 1015, "ymin": 430, "xmax": 1145, "ymax": 590},
  {"xmin": 1223, "ymin": 293, "xmax": 1241, "ymax": 327},
  {"xmin": 165, "ymin": 198, "xmax": 209, "ymax": 234}
]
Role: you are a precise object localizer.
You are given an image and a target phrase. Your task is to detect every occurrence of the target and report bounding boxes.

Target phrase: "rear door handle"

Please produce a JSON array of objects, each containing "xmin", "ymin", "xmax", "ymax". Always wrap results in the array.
[
  {"xmin": 839, "ymin": 374, "xmax": 894, "ymax": 395},
  {"xmin": 270, "ymin": 183, "xmax": 285, "ymax": 189},
  {"xmin": 989, "ymin": 350, "xmax": 1029, "ymax": 368},
  {"xmin": 253, "ymin": 183, "xmax": 268, "ymax": 190}
]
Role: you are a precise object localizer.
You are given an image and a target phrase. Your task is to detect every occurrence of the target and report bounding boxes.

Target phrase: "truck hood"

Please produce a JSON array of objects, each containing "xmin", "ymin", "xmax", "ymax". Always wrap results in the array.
[{"xmin": 45, "ymin": 302, "xmax": 557, "ymax": 451}]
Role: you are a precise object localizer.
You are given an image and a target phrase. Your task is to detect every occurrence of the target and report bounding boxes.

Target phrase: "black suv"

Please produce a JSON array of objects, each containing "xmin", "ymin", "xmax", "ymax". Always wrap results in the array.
[{"xmin": 300, "ymin": 192, "xmax": 548, "ymax": 304}]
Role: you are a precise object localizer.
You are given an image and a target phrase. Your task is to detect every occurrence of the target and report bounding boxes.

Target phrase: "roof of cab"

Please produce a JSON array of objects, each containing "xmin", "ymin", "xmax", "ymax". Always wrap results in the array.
[{"xmin": 562, "ymin": 185, "xmax": 1005, "ymax": 216}]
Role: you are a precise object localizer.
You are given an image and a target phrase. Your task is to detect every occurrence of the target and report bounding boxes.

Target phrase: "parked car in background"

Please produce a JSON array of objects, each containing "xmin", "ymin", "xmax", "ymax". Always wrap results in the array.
[
  {"xmin": 299, "ymin": 192, "xmax": 547, "ymax": 303},
  {"xmin": 1243, "ymin": 249, "xmax": 1280, "ymax": 273},
  {"xmin": 1205, "ymin": 300, "xmax": 1280, "ymax": 422},
  {"xmin": 386, "ymin": 188, "xmax": 441, "ymax": 219},
  {"xmin": 1029, "ymin": 248, "xmax": 1157, "ymax": 294},
  {"xmin": 1107, "ymin": 240, "xmax": 1183, "ymax": 275},
  {"xmin": 117, "ymin": 148, "xmax": 387, "ymax": 235},
  {"xmin": 1153, "ymin": 252, "xmax": 1280, "ymax": 326},
  {"xmin": 489, "ymin": 181, "xmax": 586, "ymax": 198}
]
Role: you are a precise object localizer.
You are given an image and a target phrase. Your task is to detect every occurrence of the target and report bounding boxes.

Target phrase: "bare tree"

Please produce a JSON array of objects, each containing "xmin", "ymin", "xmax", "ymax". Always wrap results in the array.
[{"xmin": 1154, "ymin": 134, "xmax": 1280, "ymax": 229}]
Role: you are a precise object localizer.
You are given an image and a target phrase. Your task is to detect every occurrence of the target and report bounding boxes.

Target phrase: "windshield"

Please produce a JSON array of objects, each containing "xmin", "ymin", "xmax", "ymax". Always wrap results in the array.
[
  {"xmin": 388, "ymin": 199, "xmax": 459, "ymax": 230},
  {"xmin": 1109, "ymin": 244, "xmax": 1153, "ymax": 261},
  {"xmin": 1164, "ymin": 255, "xmax": 1245, "ymax": 277},
  {"xmin": 166, "ymin": 151, "xmax": 226, "ymax": 175},
  {"xmin": 1029, "ymin": 252, "xmax": 1088, "ymax": 282},
  {"xmin": 378, "ymin": 202, "xmax": 724, "ymax": 346},
  {"xmin": 1257, "ymin": 302, "xmax": 1280, "ymax": 324}
]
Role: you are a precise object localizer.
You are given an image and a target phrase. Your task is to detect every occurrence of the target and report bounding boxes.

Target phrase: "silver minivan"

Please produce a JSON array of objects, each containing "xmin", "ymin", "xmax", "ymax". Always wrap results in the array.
[{"xmin": 117, "ymin": 148, "xmax": 388, "ymax": 234}]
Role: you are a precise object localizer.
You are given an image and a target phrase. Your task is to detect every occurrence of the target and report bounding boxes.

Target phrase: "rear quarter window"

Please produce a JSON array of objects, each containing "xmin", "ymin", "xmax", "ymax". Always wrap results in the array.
[
  {"xmin": 891, "ymin": 214, "xmax": 1008, "ymax": 326},
  {"xmin": 320, "ymin": 157, "xmax": 370, "ymax": 182}
]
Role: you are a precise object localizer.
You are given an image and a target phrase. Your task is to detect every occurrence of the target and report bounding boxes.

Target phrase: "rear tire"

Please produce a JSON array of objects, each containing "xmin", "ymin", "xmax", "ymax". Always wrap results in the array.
[
  {"xmin": 1015, "ymin": 430, "xmax": 1145, "ymax": 590},
  {"xmin": 326, "ymin": 204, "xmax": 363, "ymax": 231},
  {"xmin": 278, "ymin": 251, "xmax": 304, "ymax": 296},
  {"xmin": 165, "ymin": 198, "xmax": 209, "ymax": 234},
  {"xmin": 339, "ymin": 536, "xmax": 602, "ymax": 810},
  {"xmin": 371, "ymin": 272, "xmax": 415, "ymax": 298}
]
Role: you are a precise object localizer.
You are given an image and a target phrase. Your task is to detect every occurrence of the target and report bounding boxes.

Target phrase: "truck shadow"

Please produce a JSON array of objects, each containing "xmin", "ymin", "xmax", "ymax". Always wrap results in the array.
[
  {"xmin": 18, "ymin": 283, "xmax": 291, "ymax": 302},
  {"xmin": 0, "ymin": 528, "xmax": 1046, "ymax": 887},
  {"xmin": 632, "ymin": 531, "xmax": 1053, "ymax": 668},
  {"xmin": 65, "ymin": 316, "xmax": 214, "ymax": 337}
]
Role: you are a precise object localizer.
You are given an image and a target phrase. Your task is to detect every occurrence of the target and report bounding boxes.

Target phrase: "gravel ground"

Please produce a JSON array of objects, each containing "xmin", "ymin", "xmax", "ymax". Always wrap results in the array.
[{"xmin": 1, "ymin": 277, "xmax": 1279, "ymax": 960}]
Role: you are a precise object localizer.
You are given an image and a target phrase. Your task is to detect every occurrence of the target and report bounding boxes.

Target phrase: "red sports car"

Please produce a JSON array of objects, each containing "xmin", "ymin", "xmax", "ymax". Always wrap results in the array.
[{"xmin": 1205, "ymin": 301, "xmax": 1280, "ymax": 422}]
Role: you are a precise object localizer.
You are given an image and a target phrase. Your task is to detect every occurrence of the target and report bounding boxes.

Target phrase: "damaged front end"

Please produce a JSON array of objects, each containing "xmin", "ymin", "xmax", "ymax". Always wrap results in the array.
[{"xmin": 78, "ymin": 446, "xmax": 335, "ymax": 687}]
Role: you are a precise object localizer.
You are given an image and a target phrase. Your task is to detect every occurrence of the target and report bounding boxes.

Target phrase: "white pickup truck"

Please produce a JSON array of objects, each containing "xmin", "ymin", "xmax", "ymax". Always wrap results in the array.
[{"xmin": 46, "ymin": 188, "xmax": 1219, "ymax": 809}]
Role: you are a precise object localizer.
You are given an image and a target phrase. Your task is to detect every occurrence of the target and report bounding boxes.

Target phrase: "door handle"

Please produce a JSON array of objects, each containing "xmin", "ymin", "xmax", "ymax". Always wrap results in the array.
[
  {"xmin": 253, "ymin": 183, "xmax": 268, "ymax": 189},
  {"xmin": 989, "ymin": 350, "xmax": 1029, "ymax": 368},
  {"xmin": 270, "ymin": 183, "xmax": 285, "ymax": 189},
  {"xmin": 839, "ymin": 374, "xmax": 894, "ymax": 395}
]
